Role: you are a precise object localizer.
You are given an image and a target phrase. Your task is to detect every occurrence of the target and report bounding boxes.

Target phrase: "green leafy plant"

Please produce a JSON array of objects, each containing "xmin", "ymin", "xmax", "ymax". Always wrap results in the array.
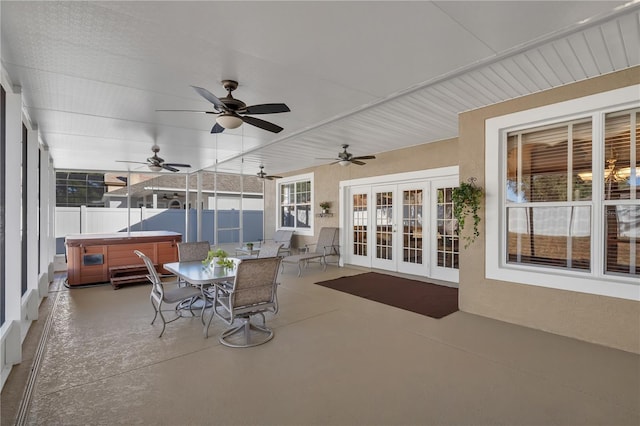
[
  {"xmin": 217, "ymin": 257, "xmax": 235, "ymax": 269},
  {"xmin": 319, "ymin": 201, "xmax": 331, "ymax": 210},
  {"xmin": 452, "ymin": 178, "xmax": 484, "ymax": 248},
  {"xmin": 202, "ymin": 248, "xmax": 229, "ymax": 265}
]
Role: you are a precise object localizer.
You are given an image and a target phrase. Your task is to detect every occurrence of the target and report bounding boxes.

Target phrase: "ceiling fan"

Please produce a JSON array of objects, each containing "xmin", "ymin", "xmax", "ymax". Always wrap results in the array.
[
  {"xmin": 116, "ymin": 145, "xmax": 191, "ymax": 172},
  {"xmin": 256, "ymin": 165, "xmax": 282, "ymax": 180},
  {"xmin": 158, "ymin": 80, "xmax": 290, "ymax": 134},
  {"xmin": 319, "ymin": 144, "xmax": 376, "ymax": 166}
]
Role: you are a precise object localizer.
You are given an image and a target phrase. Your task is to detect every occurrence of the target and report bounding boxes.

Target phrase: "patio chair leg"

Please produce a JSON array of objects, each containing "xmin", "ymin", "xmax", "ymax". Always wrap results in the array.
[
  {"xmin": 157, "ymin": 306, "xmax": 167, "ymax": 338},
  {"xmin": 150, "ymin": 298, "xmax": 159, "ymax": 325}
]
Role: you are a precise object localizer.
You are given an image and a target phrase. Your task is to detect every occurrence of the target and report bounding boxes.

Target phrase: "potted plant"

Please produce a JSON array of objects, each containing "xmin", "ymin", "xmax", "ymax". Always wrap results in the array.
[
  {"xmin": 451, "ymin": 178, "xmax": 484, "ymax": 248},
  {"xmin": 319, "ymin": 201, "xmax": 331, "ymax": 214},
  {"xmin": 203, "ymin": 248, "xmax": 234, "ymax": 269},
  {"xmin": 246, "ymin": 242, "xmax": 254, "ymax": 250}
]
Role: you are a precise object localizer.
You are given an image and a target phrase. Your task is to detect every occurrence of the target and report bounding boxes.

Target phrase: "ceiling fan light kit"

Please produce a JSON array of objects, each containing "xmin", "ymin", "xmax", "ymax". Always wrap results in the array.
[
  {"xmin": 339, "ymin": 160, "xmax": 351, "ymax": 167},
  {"xmin": 148, "ymin": 165, "xmax": 163, "ymax": 172},
  {"xmin": 216, "ymin": 112, "xmax": 243, "ymax": 129}
]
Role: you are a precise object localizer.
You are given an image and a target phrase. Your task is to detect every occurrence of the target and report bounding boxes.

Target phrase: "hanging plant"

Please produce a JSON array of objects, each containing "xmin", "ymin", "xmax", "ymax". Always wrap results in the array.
[{"xmin": 452, "ymin": 178, "xmax": 484, "ymax": 248}]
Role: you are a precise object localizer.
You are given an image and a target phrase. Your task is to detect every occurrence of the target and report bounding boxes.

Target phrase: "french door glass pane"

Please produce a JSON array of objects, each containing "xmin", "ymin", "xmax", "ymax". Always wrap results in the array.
[
  {"xmin": 437, "ymin": 187, "xmax": 459, "ymax": 269},
  {"xmin": 376, "ymin": 191, "xmax": 393, "ymax": 260},
  {"xmin": 352, "ymin": 193, "xmax": 367, "ymax": 256},
  {"xmin": 402, "ymin": 189, "xmax": 423, "ymax": 264}
]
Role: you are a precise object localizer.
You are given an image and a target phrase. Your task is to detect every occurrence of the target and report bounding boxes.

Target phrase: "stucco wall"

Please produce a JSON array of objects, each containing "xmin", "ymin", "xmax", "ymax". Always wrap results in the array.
[
  {"xmin": 458, "ymin": 66, "xmax": 640, "ymax": 354},
  {"xmin": 264, "ymin": 138, "xmax": 458, "ymax": 249},
  {"xmin": 263, "ymin": 67, "xmax": 639, "ymax": 353}
]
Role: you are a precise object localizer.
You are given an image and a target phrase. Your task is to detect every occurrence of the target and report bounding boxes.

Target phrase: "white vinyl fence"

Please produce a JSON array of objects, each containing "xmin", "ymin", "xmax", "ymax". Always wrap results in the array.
[{"xmin": 55, "ymin": 206, "xmax": 264, "ymax": 253}]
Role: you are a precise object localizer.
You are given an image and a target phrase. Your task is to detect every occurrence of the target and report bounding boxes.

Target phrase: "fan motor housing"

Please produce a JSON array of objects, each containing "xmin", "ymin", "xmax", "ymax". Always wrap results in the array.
[{"xmin": 221, "ymin": 97, "xmax": 246, "ymax": 111}]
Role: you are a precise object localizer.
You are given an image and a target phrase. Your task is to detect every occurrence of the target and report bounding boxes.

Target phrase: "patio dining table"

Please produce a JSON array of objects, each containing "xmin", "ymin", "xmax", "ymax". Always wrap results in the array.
[{"xmin": 164, "ymin": 259, "xmax": 239, "ymax": 337}]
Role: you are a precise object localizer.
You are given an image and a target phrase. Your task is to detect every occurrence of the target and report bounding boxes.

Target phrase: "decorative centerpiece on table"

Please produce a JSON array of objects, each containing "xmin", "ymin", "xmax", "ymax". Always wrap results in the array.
[
  {"xmin": 246, "ymin": 242, "xmax": 254, "ymax": 251},
  {"xmin": 202, "ymin": 248, "xmax": 235, "ymax": 270}
]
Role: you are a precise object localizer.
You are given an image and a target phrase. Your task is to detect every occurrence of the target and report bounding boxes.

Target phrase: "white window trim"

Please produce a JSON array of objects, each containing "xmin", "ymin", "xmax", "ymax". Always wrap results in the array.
[
  {"xmin": 275, "ymin": 172, "xmax": 314, "ymax": 236},
  {"xmin": 485, "ymin": 85, "xmax": 640, "ymax": 301}
]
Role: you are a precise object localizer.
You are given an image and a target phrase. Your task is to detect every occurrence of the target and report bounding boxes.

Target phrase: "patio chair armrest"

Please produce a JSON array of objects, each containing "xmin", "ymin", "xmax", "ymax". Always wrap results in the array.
[{"xmin": 322, "ymin": 244, "xmax": 340, "ymax": 255}]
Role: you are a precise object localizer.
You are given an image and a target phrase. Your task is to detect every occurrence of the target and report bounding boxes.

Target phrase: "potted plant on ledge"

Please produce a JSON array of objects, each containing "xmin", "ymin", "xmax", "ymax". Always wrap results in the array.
[
  {"xmin": 319, "ymin": 201, "xmax": 331, "ymax": 214},
  {"xmin": 452, "ymin": 178, "xmax": 484, "ymax": 248}
]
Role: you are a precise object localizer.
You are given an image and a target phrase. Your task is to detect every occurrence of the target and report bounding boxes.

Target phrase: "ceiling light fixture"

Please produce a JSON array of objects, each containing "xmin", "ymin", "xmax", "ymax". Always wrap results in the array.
[
  {"xmin": 148, "ymin": 164, "xmax": 162, "ymax": 172},
  {"xmin": 216, "ymin": 112, "xmax": 243, "ymax": 129},
  {"xmin": 339, "ymin": 160, "xmax": 351, "ymax": 167}
]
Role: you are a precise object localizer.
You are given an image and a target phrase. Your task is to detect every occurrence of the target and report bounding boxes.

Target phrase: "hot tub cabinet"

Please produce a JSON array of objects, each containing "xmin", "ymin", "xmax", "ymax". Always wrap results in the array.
[{"xmin": 65, "ymin": 231, "xmax": 182, "ymax": 286}]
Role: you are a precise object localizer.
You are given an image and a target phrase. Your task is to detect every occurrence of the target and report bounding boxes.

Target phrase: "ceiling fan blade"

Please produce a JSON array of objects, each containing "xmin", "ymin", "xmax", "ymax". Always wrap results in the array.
[
  {"xmin": 351, "ymin": 160, "xmax": 367, "ymax": 166},
  {"xmin": 155, "ymin": 109, "xmax": 217, "ymax": 114},
  {"xmin": 315, "ymin": 157, "xmax": 340, "ymax": 161},
  {"xmin": 243, "ymin": 103, "xmax": 290, "ymax": 114},
  {"xmin": 115, "ymin": 160, "xmax": 148, "ymax": 165},
  {"xmin": 163, "ymin": 163, "xmax": 191, "ymax": 168},
  {"xmin": 351, "ymin": 155, "xmax": 376, "ymax": 160},
  {"xmin": 241, "ymin": 116, "xmax": 283, "ymax": 133},
  {"xmin": 210, "ymin": 122, "xmax": 225, "ymax": 134},
  {"xmin": 162, "ymin": 164, "xmax": 180, "ymax": 172},
  {"xmin": 191, "ymin": 86, "xmax": 227, "ymax": 111},
  {"xmin": 266, "ymin": 175, "xmax": 282, "ymax": 180}
]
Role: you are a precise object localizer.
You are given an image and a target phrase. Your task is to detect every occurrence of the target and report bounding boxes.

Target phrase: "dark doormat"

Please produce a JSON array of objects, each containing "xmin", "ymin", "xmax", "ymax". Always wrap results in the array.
[{"xmin": 315, "ymin": 272, "xmax": 458, "ymax": 319}]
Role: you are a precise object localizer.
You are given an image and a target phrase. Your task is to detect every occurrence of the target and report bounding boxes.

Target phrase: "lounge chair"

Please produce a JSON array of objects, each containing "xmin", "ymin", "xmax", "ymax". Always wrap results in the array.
[{"xmin": 281, "ymin": 227, "xmax": 339, "ymax": 276}]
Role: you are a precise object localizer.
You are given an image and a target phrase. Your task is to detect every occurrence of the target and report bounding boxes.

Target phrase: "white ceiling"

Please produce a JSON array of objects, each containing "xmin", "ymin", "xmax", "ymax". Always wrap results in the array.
[{"xmin": 2, "ymin": 1, "xmax": 639, "ymax": 177}]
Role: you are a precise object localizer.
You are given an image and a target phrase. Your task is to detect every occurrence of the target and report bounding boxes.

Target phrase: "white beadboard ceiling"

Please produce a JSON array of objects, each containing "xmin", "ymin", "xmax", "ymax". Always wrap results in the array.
[{"xmin": 1, "ymin": 1, "xmax": 639, "ymax": 177}]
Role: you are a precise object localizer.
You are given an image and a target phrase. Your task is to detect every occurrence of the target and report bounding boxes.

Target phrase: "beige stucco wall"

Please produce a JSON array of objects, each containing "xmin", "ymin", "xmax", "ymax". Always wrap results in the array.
[
  {"xmin": 264, "ymin": 67, "xmax": 639, "ymax": 353},
  {"xmin": 264, "ymin": 138, "xmax": 458, "ymax": 249},
  {"xmin": 458, "ymin": 66, "xmax": 640, "ymax": 354}
]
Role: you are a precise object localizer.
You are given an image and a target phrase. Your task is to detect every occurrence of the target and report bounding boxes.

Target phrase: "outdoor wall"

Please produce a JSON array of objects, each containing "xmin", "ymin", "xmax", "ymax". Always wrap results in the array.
[
  {"xmin": 458, "ymin": 67, "xmax": 640, "ymax": 354},
  {"xmin": 264, "ymin": 138, "xmax": 458, "ymax": 250}
]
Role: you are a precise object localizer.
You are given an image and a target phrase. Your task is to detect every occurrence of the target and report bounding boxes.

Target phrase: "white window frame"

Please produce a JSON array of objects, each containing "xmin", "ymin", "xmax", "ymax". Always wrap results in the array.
[
  {"xmin": 485, "ymin": 85, "xmax": 640, "ymax": 301},
  {"xmin": 275, "ymin": 172, "xmax": 314, "ymax": 236}
]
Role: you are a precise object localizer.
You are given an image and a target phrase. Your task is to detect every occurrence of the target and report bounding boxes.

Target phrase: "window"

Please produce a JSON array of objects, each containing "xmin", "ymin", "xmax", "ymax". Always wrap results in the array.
[
  {"xmin": 486, "ymin": 85, "xmax": 639, "ymax": 301},
  {"xmin": 505, "ymin": 119, "xmax": 593, "ymax": 272},
  {"xmin": 604, "ymin": 110, "xmax": 639, "ymax": 277},
  {"xmin": 277, "ymin": 173, "xmax": 313, "ymax": 234},
  {"xmin": 56, "ymin": 172, "xmax": 106, "ymax": 207}
]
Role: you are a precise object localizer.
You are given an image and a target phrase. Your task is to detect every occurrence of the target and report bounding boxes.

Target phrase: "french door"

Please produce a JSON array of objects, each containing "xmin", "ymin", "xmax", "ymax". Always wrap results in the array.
[
  {"xmin": 348, "ymin": 183, "xmax": 428, "ymax": 275},
  {"xmin": 345, "ymin": 173, "xmax": 459, "ymax": 283}
]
